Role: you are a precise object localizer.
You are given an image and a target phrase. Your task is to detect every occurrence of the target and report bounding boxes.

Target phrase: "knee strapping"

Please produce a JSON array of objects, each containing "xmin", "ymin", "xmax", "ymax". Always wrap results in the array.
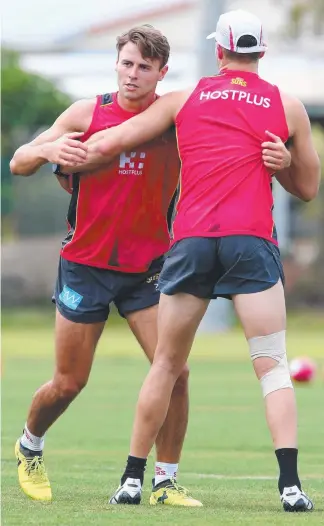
[{"xmin": 248, "ymin": 331, "xmax": 293, "ymax": 397}]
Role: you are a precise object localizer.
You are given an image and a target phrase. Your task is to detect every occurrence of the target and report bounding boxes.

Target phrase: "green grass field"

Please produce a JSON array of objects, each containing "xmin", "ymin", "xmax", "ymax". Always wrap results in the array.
[{"xmin": 2, "ymin": 311, "xmax": 324, "ymax": 525}]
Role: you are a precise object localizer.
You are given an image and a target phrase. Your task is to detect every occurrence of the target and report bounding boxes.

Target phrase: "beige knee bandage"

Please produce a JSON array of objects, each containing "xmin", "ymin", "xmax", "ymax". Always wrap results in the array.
[{"xmin": 248, "ymin": 331, "xmax": 293, "ymax": 397}]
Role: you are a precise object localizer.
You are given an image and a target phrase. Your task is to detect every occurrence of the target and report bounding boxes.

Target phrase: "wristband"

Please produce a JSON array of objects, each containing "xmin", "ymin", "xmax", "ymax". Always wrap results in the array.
[{"xmin": 52, "ymin": 164, "xmax": 70, "ymax": 179}]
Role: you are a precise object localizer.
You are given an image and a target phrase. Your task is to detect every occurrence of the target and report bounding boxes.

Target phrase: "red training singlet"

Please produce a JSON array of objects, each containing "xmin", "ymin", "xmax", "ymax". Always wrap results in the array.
[
  {"xmin": 61, "ymin": 93, "xmax": 180, "ymax": 272},
  {"xmin": 173, "ymin": 70, "xmax": 289, "ymax": 246}
]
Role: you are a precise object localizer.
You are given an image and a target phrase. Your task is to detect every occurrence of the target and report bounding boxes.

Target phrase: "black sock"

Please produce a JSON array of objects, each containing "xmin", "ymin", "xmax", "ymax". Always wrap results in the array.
[
  {"xmin": 121, "ymin": 455, "xmax": 147, "ymax": 486},
  {"xmin": 275, "ymin": 448, "xmax": 301, "ymax": 494}
]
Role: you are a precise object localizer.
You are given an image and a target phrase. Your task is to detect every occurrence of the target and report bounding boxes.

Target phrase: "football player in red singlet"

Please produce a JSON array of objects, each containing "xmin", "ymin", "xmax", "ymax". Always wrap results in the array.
[
  {"xmin": 10, "ymin": 25, "xmax": 202, "ymax": 507},
  {"xmin": 10, "ymin": 21, "xmax": 293, "ymax": 508},
  {"xmin": 78, "ymin": 11, "xmax": 320, "ymax": 512}
]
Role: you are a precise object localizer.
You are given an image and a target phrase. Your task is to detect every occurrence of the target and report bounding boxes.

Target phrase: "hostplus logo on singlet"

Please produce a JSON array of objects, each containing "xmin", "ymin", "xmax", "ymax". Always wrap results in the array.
[
  {"xmin": 200, "ymin": 76, "xmax": 271, "ymax": 108},
  {"xmin": 119, "ymin": 151, "xmax": 146, "ymax": 175}
]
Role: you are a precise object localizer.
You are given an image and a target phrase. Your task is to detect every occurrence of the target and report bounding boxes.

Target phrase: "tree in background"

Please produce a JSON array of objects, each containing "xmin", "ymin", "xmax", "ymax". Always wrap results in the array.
[
  {"xmin": 2, "ymin": 49, "xmax": 71, "ymax": 155},
  {"xmin": 1, "ymin": 48, "xmax": 72, "ymax": 236}
]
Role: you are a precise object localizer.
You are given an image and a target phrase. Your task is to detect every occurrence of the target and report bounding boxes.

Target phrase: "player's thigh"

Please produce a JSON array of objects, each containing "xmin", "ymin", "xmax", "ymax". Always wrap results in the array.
[
  {"xmin": 116, "ymin": 257, "xmax": 162, "ymax": 361},
  {"xmin": 55, "ymin": 309, "xmax": 105, "ymax": 385},
  {"xmin": 233, "ymin": 280, "xmax": 286, "ymax": 339},
  {"xmin": 53, "ymin": 257, "xmax": 112, "ymax": 383},
  {"xmin": 55, "ymin": 310, "xmax": 105, "ymax": 382},
  {"xmin": 154, "ymin": 292, "xmax": 209, "ymax": 374},
  {"xmin": 125, "ymin": 304, "xmax": 158, "ymax": 362},
  {"xmin": 233, "ymin": 279, "xmax": 286, "ymax": 340}
]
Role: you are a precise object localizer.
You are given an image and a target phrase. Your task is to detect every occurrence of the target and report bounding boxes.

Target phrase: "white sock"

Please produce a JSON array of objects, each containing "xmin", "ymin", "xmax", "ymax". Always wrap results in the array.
[
  {"xmin": 155, "ymin": 462, "xmax": 179, "ymax": 485},
  {"xmin": 20, "ymin": 424, "xmax": 45, "ymax": 452}
]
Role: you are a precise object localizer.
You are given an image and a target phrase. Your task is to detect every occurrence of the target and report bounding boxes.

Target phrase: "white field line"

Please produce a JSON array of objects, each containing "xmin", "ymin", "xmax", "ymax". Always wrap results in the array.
[{"xmin": 184, "ymin": 473, "xmax": 324, "ymax": 481}]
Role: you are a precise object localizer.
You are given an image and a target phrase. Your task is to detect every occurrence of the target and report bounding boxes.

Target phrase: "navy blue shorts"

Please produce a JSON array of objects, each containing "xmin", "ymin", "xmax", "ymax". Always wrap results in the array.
[
  {"xmin": 53, "ymin": 256, "xmax": 163, "ymax": 323},
  {"xmin": 158, "ymin": 236, "xmax": 284, "ymax": 300}
]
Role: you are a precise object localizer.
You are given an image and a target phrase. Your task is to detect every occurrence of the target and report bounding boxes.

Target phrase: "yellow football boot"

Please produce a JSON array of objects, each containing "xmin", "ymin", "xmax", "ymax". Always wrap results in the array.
[
  {"xmin": 150, "ymin": 478, "xmax": 203, "ymax": 507},
  {"xmin": 15, "ymin": 439, "xmax": 52, "ymax": 501}
]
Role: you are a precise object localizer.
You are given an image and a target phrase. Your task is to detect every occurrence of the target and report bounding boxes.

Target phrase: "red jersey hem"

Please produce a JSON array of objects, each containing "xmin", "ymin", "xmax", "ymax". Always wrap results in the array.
[
  {"xmin": 171, "ymin": 231, "xmax": 278, "ymax": 246},
  {"xmin": 60, "ymin": 251, "xmax": 164, "ymax": 273}
]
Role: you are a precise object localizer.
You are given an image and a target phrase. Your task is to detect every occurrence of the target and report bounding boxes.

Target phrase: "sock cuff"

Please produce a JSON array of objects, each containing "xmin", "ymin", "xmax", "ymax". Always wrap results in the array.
[
  {"xmin": 275, "ymin": 448, "xmax": 298, "ymax": 458},
  {"xmin": 20, "ymin": 424, "xmax": 45, "ymax": 452},
  {"xmin": 127, "ymin": 455, "xmax": 147, "ymax": 469}
]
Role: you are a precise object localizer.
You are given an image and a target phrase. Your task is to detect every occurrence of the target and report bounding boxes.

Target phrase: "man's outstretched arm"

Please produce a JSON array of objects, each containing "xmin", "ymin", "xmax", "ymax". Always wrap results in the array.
[
  {"xmin": 98, "ymin": 91, "xmax": 182, "ymax": 157},
  {"xmin": 277, "ymin": 94, "xmax": 320, "ymax": 201},
  {"xmin": 65, "ymin": 90, "xmax": 297, "ymax": 177},
  {"xmin": 64, "ymin": 91, "xmax": 186, "ymax": 174},
  {"xmin": 9, "ymin": 100, "xmax": 94, "ymax": 176}
]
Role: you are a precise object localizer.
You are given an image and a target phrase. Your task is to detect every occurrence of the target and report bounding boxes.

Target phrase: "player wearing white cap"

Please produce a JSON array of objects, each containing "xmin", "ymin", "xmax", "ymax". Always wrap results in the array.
[{"xmin": 64, "ymin": 10, "xmax": 320, "ymax": 512}]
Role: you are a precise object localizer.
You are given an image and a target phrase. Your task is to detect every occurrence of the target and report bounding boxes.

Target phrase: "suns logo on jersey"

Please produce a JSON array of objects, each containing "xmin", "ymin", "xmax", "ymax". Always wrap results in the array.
[
  {"xmin": 119, "ymin": 151, "xmax": 146, "ymax": 175},
  {"xmin": 231, "ymin": 77, "xmax": 247, "ymax": 87}
]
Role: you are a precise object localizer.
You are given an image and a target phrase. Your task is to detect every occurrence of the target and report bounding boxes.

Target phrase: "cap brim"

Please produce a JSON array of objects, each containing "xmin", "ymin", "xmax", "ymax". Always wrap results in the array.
[
  {"xmin": 234, "ymin": 45, "xmax": 268, "ymax": 53},
  {"xmin": 206, "ymin": 32, "xmax": 216, "ymax": 39}
]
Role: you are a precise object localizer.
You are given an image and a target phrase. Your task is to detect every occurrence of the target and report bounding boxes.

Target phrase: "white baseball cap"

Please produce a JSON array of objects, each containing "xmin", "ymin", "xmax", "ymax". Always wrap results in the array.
[{"xmin": 206, "ymin": 9, "xmax": 267, "ymax": 54}]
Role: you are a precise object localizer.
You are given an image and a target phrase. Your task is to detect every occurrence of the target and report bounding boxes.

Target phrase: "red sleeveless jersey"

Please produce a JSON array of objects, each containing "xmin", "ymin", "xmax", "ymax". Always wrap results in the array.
[
  {"xmin": 173, "ymin": 70, "xmax": 289, "ymax": 246},
  {"xmin": 61, "ymin": 93, "xmax": 180, "ymax": 272}
]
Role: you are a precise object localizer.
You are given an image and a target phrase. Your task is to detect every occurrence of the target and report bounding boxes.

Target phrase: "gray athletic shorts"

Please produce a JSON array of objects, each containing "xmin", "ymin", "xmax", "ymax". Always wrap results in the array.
[
  {"xmin": 53, "ymin": 256, "xmax": 163, "ymax": 323},
  {"xmin": 159, "ymin": 236, "xmax": 284, "ymax": 299}
]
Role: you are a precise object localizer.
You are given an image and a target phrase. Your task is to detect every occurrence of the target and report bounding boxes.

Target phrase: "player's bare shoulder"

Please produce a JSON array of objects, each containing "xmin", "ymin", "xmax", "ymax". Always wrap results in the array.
[
  {"xmin": 279, "ymin": 90, "xmax": 308, "ymax": 136},
  {"xmin": 60, "ymin": 98, "xmax": 97, "ymax": 132}
]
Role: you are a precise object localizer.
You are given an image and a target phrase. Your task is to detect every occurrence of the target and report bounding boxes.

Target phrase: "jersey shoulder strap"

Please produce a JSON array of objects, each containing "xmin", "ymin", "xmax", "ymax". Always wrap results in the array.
[{"xmin": 100, "ymin": 93, "xmax": 113, "ymax": 106}]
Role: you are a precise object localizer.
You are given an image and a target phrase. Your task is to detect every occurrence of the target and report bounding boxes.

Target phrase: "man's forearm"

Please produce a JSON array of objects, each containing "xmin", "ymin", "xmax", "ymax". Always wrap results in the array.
[
  {"xmin": 66, "ymin": 120, "xmax": 151, "ymax": 173},
  {"xmin": 291, "ymin": 157, "xmax": 320, "ymax": 201},
  {"xmin": 65, "ymin": 138, "xmax": 115, "ymax": 173},
  {"xmin": 87, "ymin": 125, "xmax": 137, "ymax": 159},
  {"xmin": 276, "ymin": 158, "xmax": 320, "ymax": 202},
  {"xmin": 275, "ymin": 168, "xmax": 303, "ymax": 199},
  {"xmin": 10, "ymin": 144, "xmax": 49, "ymax": 176}
]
